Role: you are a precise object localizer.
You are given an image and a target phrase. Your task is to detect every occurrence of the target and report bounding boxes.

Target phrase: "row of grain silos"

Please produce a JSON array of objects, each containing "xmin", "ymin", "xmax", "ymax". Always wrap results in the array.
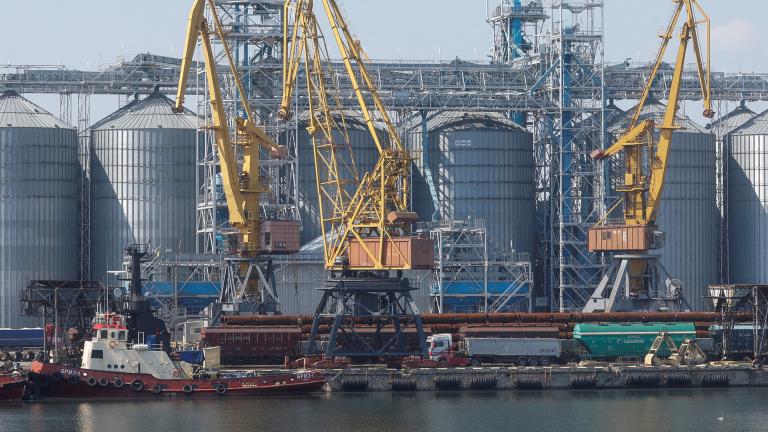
[
  {"xmin": 605, "ymin": 100, "xmax": 768, "ymax": 310},
  {"xmin": 0, "ymin": 89, "xmax": 199, "ymax": 327},
  {"xmin": 2, "ymin": 87, "xmax": 768, "ymax": 326},
  {"xmin": 80, "ymin": 98, "xmax": 768, "ymax": 312}
]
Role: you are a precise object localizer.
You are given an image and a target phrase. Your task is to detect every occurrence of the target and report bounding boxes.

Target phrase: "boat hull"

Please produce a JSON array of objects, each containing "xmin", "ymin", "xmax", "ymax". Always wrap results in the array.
[
  {"xmin": 29, "ymin": 361, "xmax": 326, "ymax": 399},
  {"xmin": 0, "ymin": 376, "xmax": 26, "ymax": 402}
]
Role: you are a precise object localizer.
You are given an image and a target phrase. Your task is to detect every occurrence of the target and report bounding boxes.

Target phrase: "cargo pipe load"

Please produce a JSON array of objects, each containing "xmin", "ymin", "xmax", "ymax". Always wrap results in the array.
[{"xmin": 221, "ymin": 311, "xmax": 750, "ymax": 326}]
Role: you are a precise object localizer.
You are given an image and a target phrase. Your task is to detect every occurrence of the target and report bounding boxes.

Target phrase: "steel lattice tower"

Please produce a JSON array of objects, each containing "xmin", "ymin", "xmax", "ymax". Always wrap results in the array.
[
  {"xmin": 196, "ymin": 1, "xmax": 299, "ymax": 256},
  {"xmin": 546, "ymin": 0, "xmax": 605, "ymax": 311},
  {"xmin": 489, "ymin": 1, "xmax": 605, "ymax": 311}
]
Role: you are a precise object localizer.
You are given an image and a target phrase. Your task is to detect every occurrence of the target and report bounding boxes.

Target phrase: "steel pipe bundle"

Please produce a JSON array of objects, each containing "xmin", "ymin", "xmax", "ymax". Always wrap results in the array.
[{"xmin": 222, "ymin": 312, "xmax": 751, "ymax": 327}]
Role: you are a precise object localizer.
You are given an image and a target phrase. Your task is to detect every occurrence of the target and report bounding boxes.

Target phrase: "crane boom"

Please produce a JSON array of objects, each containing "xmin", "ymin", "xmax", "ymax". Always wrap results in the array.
[
  {"xmin": 279, "ymin": 0, "xmax": 429, "ymax": 271},
  {"xmin": 279, "ymin": 0, "xmax": 430, "ymax": 359},
  {"xmin": 591, "ymin": 0, "xmax": 712, "ymax": 233},
  {"xmin": 174, "ymin": 0, "xmax": 288, "ymax": 256},
  {"xmin": 583, "ymin": 0, "xmax": 711, "ymax": 313}
]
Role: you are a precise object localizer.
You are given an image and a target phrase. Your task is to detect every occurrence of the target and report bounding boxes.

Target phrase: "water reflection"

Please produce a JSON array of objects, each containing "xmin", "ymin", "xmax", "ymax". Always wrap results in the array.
[{"xmin": 1, "ymin": 388, "xmax": 765, "ymax": 432}]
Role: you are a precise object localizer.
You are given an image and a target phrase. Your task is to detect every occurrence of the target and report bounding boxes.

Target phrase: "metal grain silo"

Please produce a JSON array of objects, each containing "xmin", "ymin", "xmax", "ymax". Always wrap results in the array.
[
  {"xmin": 90, "ymin": 90, "xmax": 198, "ymax": 282},
  {"xmin": 707, "ymin": 102, "xmax": 756, "ymax": 141},
  {"xmin": 0, "ymin": 91, "xmax": 79, "ymax": 327},
  {"xmin": 295, "ymin": 114, "xmax": 381, "ymax": 244},
  {"xmin": 706, "ymin": 102, "xmax": 756, "ymax": 284},
  {"xmin": 410, "ymin": 112, "xmax": 534, "ymax": 255},
  {"xmin": 727, "ymin": 110, "xmax": 768, "ymax": 285},
  {"xmin": 608, "ymin": 101, "xmax": 717, "ymax": 311}
]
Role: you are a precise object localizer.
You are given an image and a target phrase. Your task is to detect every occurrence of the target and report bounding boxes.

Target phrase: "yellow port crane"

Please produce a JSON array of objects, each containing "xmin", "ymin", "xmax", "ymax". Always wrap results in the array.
[
  {"xmin": 174, "ymin": 0, "xmax": 298, "ymax": 313},
  {"xmin": 278, "ymin": 0, "xmax": 432, "ymax": 273},
  {"xmin": 277, "ymin": 0, "xmax": 430, "ymax": 358},
  {"xmin": 584, "ymin": 0, "xmax": 713, "ymax": 313}
]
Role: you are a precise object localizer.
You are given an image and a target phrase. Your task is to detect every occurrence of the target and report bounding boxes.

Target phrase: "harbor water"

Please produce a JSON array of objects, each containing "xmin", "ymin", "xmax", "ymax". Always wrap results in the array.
[{"xmin": 2, "ymin": 388, "xmax": 766, "ymax": 432}]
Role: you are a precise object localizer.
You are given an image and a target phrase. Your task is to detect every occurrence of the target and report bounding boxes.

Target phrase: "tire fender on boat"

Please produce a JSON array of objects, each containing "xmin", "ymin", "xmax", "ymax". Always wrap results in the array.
[
  {"xmin": 182, "ymin": 384, "xmax": 193, "ymax": 394},
  {"xmin": 215, "ymin": 383, "xmax": 227, "ymax": 395},
  {"xmin": 130, "ymin": 379, "xmax": 144, "ymax": 392},
  {"xmin": 98, "ymin": 377, "xmax": 109, "ymax": 387},
  {"xmin": 151, "ymin": 384, "xmax": 162, "ymax": 395},
  {"xmin": 86, "ymin": 377, "xmax": 98, "ymax": 387},
  {"xmin": 113, "ymin": 377, "xmax": 124, "ymax": 388},
  {"xmin": 68, "ymin": 375, "xmax": 80, "ymax": 385},
  {"xmin": 50, "ymin": 372, "xmax": 63, "ymax": 383}
]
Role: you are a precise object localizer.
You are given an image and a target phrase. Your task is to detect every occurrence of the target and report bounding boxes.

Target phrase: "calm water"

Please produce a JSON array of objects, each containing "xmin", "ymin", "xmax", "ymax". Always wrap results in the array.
[{"xmin": 1, "ymin": 388, "xmax": 766, "ymax": 432}]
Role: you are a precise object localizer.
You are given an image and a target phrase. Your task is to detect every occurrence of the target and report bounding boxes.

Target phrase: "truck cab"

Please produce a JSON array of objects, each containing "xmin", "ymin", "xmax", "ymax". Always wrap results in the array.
[{"xmin": 427, "ymin": 334, "xmax": 453, "ymax": 360}]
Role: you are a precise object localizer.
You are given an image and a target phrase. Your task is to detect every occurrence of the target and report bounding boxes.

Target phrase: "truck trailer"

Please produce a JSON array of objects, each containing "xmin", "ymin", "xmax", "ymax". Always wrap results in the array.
[{"xmin": 428, "ymin": 334, "xmax": 577, "ymax": 366}]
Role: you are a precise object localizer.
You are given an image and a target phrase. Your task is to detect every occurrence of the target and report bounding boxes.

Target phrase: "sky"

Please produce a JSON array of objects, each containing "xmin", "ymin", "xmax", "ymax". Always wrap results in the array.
[{"xmin": 0, "ymin": 0, "xmax": 765, "ymax": 121}]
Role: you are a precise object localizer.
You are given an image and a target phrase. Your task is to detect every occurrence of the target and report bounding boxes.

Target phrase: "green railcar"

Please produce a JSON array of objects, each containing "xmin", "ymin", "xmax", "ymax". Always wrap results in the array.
[{"xmin": 573, "ymin": 322, "xmax": 697, "ymax": 359}]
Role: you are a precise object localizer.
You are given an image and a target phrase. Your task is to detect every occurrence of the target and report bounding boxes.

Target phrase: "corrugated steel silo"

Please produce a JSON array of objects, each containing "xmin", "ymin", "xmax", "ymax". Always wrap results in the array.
[
  {"xmin": 0, "ymin": 91, "xmax": 79, "ymax": 327},
  {"xmin": 706, "ymin": 102, "xmax": 756, "ymax": 284},
  {"xmin": 410, "ymin": 112, "xmax": 535, "ymax": 254},
  {"xmin": 608, "ymin": 101, "xmax": 717, "ymax": 311},
  {"xmin": 727, "ymin": 110, "xmax": 768, "ymax": 284},
  {"xmin": 295, "ymin": 115, "xmax": 381, "ymax": 244},
  {"xmin": 707, "ymin": 102, "xmax": 756, "ymax": 140},
  {"xmin": 90, "ymin": 90, "xmax": 198, "ymax": 282}
]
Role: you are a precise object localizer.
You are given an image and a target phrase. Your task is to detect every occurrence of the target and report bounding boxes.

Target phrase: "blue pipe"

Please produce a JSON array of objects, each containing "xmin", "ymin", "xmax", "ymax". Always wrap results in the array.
[
  {"xmin": 510, "ymin": 0, "xmax": 525, "ymax": 124},
  {"xmin": 511, "ymin": 0, "xmax": 523, "ymax": 61}
]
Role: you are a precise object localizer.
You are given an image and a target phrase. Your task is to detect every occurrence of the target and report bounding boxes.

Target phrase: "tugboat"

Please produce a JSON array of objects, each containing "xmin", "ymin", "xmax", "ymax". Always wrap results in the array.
[{"xmin": 28, "ymin": 245, "xmax": 326, "ymax": 399}]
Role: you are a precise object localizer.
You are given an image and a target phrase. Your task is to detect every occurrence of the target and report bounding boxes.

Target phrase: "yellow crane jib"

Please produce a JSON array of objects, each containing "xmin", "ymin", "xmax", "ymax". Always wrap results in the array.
[
  {"xmin": 279, "ymin": 0, "xmax": 433, "ymax": 271},
  {"xmin": 174, "ymin": 0, "xmax": 297, "ymax": 257},
  {"xmin": 589, "ymin": 0, "xmax": 713, "ymax": 253}
]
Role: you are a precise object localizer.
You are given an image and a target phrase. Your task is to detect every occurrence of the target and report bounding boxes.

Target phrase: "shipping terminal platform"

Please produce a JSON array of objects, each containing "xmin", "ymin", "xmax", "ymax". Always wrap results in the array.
[{"xmin": 221, "ymin": 364, "xmax": 768, "ymax": 392}]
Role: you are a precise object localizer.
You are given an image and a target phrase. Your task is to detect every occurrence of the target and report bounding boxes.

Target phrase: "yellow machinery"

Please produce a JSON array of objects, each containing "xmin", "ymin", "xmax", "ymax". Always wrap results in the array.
[
  {"xmin": 278, "ymin": 0, "xmax": 429, "ymax": 358},
  {"xmin": 584, "ymin": 0, "xmax": 713, "ymax": 312},
  {"xmin": 644, "ymin": 331, "xmax": 707, "ymax": 366},
  {"xmin": 278, "ymin": 0, "xmax": 432, "ymax": 273},
  {"xmin": 175, "ymin": 0, "xmax": 299, "ymax": 314}
]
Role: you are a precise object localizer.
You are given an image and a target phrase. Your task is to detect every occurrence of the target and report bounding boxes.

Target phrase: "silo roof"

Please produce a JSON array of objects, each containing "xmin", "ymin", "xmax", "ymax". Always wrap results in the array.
[
  {"xmin": 729, "ymin": 108, "xmax": 768, "ymax": 136},
  {"xmin": 706, "ymin": 104, "xmax": 756, "ymax": 137},
  {"xmin": 91, "ymin": 89, "xmax": 199, "ymax": 130},
  {"xmin": 296, "ymin": 109, "xmax": 387, "ymax": 131},
  {"xmin": 609, "ymin": 99, "xmax": 709, "ymax": 134},
  {"xmin": 0, "ymin": 90, "xmax": 74, "ymax": 129},
  {"xmin": 410, "ymin": 111, "xmax": 527, "ymax": 132}
]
